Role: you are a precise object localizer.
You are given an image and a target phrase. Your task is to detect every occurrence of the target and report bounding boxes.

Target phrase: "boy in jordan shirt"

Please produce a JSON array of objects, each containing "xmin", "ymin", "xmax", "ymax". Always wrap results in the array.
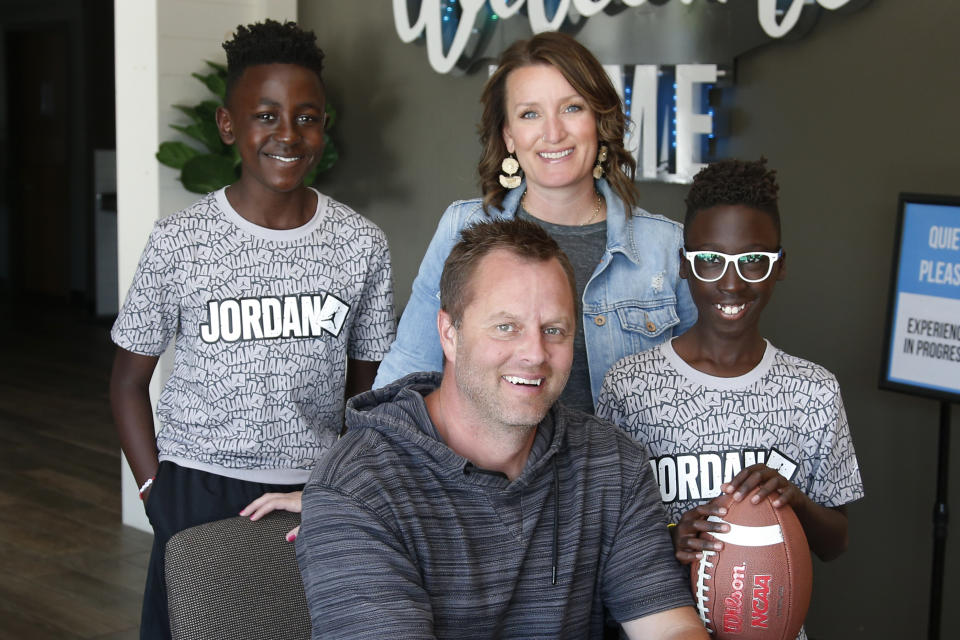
[
  {"xmin": 110, "ymin": 21, "xmax": 394, "ymax": 639},
  {"xmin": 596, "ymin": 158, "xmax": 863, "ymax": 639}
]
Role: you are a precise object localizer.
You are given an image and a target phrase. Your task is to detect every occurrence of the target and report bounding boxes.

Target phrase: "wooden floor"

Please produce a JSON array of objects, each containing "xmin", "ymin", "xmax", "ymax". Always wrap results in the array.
[{"xmin": 0, "ymin": 300, "xmax": 151, "ymax": 639}]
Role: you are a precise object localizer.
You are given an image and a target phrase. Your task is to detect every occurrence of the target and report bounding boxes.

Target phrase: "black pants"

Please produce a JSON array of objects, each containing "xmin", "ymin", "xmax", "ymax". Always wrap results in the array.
[{"xmin": 140, "ymin": 461, "xmax": 304, "ymax": 640}]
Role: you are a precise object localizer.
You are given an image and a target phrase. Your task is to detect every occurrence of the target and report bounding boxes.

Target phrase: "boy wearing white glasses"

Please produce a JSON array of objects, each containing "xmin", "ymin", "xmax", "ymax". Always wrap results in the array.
[{"xmin": 596, "ymin": 159, "xmax": 863, "ymax": 579}]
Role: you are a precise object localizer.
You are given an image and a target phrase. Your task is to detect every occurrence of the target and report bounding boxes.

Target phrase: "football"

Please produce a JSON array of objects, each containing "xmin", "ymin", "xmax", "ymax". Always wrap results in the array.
[{"xmin": 690, "ymin": 489, "xmax": 812, "ymax": 639}]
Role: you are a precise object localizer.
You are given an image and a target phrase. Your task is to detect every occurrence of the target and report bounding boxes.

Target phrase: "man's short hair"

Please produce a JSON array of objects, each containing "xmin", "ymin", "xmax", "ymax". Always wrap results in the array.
[
  {"xmin": 684, "ymin": 157, "xmax": 781, "ymax": 244},
  {"xmin": 439, "ymin": 219, "xmax": 578, "ymax": 328},
  {"xmin": 222, "ymin": 19, "xmax": 325, "ymax": 104}
]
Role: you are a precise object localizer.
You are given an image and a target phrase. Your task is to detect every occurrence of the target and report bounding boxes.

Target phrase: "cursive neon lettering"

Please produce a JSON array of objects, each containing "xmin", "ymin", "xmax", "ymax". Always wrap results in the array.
[{"xmin": 394, "ymin": 0, "xmax": 855, "ymax": 74}]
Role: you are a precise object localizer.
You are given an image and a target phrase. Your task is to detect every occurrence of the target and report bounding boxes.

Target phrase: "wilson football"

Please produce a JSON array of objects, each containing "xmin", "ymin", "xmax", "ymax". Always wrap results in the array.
[{"xmin": 690, "ymin": 490, "xmax": 812, "ymax": 639}]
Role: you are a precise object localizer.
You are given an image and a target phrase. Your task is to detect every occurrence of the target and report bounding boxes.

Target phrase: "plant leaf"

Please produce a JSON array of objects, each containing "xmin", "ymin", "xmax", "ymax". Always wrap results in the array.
[
  {"xmin": 204, "ymin": 60, "xmax": 227, "ymax": 74},
  {"xmin": 192, "ymin": 71, "xmax": 227, "ymax": 101},
  {"xmin": 315, "ymin": 135, "xmax": 339, "ymax": 173},
  {"xmin": 195, "ymin": 100, "xmax": 221, "ymax": 124},
  {"xmin": 171, "ymin": 99, "xmax": 221, "ymax": 129},
  {"xmin": 172, "ymin": 104, "xmax": 201, "ymax": 123},
  {"xmin": 180, "ymin": 154, "xmax": 238, "ymax": 194},
  {"xmin": 156, "ymin": 141, "xmax": 200, "ymax": 169},
  {"xmin": 171, "ymin": 120, "xmax": 225, "ymax": 155}
]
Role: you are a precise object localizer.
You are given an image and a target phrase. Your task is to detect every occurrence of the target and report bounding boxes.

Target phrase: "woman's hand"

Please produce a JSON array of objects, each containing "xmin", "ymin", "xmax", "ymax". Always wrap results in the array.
[{"xmin": 240, "ymin": 491, "xmax": 303, "ymax": 541}]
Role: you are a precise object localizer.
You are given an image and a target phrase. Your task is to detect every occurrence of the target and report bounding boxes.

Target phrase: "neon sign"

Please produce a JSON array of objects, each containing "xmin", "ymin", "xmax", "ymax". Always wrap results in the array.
[{"xmin": 394, "ymin": 1, "xmax": 859, "ymax": 74}]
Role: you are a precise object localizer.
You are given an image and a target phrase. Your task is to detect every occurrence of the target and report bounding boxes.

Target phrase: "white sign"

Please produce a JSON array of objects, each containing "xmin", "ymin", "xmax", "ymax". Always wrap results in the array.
[{"xmin": 883, "ymin": 197, "xmax": 960, "ymax": 400}]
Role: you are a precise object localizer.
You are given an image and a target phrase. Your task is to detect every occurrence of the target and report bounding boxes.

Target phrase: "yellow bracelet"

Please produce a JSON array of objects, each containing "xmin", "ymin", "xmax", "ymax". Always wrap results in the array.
[{"xmin": 667, "ymin": 523, "xmax": 677, "ymax": 529}]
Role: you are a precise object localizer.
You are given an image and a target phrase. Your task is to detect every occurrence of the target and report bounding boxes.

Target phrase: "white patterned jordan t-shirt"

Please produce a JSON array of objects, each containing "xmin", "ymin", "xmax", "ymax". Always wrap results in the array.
[
  {"xmin": 596, "ymin": 339, "xmax": 863, "ymax": 524},
  {"xmin": 112, "ymin": 188, "xmax": 395, "ymax": 484}
]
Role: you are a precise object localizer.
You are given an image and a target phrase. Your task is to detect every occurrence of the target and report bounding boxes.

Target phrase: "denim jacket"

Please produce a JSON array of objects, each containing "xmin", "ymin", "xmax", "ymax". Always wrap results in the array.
[{"xmin": 374, "ymin": 178, "xmax": 697, "ymax": 405}]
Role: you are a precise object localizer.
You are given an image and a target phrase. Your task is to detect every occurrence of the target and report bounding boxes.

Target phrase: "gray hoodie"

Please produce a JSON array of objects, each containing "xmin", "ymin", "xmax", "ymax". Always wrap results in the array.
[{"xmin": 296, "ymin": 372, "xmax": 692, "ymax": 639}]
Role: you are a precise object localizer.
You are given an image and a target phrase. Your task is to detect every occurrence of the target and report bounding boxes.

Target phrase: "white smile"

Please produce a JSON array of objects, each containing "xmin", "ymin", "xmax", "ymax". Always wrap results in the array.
[
  {"xmin": 538, "ymin": 149, "xmax": 573, "ymax": 160},
  {"xmin": 503, "ymin": 375, "xmax": 543, "ymax": 386},
  {"xmin": 716, "ymin": 303, "xmax": 747, "ymax": 315},
  {"xmin": 266, "ymin": 154, "xmax": 302, "ymax": 163}
]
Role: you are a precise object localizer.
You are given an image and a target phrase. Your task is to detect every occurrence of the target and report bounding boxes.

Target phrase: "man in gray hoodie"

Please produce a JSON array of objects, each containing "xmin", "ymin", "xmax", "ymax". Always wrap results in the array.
[{"xmin": 296, "ymin": 219, "xmax": 707, "ymax": 640}]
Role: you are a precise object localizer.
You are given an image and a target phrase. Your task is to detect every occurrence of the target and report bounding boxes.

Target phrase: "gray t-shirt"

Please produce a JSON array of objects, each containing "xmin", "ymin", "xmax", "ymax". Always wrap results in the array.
[
  {"xmin": 596, "ymin": 340, "xmax": 864, "ymax": 524},
  {"xmin": 517, "ymin": 208, "xmax": 606, "ymax": 413},
  {"xmin": 112, "ymin": 188, "xmax": 396, "ymax": 484}
]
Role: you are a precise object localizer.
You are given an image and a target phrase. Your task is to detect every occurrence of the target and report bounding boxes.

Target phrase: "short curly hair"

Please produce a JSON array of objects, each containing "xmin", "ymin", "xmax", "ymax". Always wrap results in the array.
[
  {"xmin": 440, "ymin": 219, "xmax": 577, "ymax": 329},
  {"xmin": 222, "ymin": 19, "xmax": 325, "ymax": 104},
  {"xmin": 477, "ymin": 32, "xmax": 639, "ymax": 215},
  {"xmin": 684, "ymin": 158, "xmax": 781, "ymax": 243}
]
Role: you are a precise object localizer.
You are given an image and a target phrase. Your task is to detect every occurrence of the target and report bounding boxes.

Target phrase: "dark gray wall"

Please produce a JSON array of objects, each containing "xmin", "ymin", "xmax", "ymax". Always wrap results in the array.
[
  {"xmin": 301, "ymin": 1, "xmax": 959, "ymax": 637},
  {"xmin": 300, "ymin": 3, "xmax": 487, "ymax": 307}
]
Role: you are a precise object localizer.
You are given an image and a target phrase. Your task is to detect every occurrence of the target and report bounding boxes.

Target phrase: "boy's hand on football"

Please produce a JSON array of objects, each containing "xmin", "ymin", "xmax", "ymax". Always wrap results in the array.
[
  {"xmin": 240, "ymin": 491, "xmax": 303, "ymax": 542},
  {"xmin": 672, "ymin": 500, "xmax": 730, "ymax": 565},
  {"xmin": 723, "ymin": 463, "xmax": 802, "ymax": 509}
]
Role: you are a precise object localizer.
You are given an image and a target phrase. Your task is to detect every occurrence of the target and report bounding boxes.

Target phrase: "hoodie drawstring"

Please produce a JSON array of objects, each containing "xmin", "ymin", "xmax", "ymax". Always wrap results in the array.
[{"xmin": 551, "ymin": 459, "xmax": 559, "ymax": 586}]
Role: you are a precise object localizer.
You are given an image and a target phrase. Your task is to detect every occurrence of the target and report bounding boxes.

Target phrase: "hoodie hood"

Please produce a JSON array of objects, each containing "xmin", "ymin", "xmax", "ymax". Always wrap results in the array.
[{"xmin": 346, "ymin": 371, "xmax": 566, "ymax": 490}]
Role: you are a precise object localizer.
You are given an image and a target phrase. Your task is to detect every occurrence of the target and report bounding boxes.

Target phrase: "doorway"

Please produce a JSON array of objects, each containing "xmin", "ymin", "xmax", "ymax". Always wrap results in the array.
[{"xmin": 5, "ymin": 22, "xmax": 72, "ymax": 299}]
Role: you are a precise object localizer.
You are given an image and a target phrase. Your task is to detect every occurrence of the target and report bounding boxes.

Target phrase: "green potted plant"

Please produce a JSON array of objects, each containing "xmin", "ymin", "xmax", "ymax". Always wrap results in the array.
[{"xmin": 157, "ymin": 61, "xmax": 338, "ymax": 193}]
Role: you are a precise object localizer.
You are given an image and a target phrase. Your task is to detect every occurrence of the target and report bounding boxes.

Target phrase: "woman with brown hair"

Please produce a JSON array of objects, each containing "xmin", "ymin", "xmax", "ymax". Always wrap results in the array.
[{"xmin": 375, "ymin": 31, "xmax": 696, "ymax": 413}]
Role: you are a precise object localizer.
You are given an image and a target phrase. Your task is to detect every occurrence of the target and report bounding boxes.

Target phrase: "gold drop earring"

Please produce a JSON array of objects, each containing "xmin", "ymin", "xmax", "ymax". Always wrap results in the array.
[
  {"xmin": 593, "ymin": 144, "xmax": 608, "ymax": 179},
  {"xmin": 499, "ymin": 153, "xmax": 522, "ymax": 189}
]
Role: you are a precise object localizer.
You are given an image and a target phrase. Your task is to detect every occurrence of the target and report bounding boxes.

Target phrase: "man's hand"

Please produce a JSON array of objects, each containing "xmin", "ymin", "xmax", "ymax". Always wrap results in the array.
[
  {"xmin": 723, "ymin": 463, "xmax": 802, "ymax": 509},
  {"xmin": 672, "ymin": 499, "xmax": 730, "ymax": 564},
  {"xmin": 240, "ymin": 491, "xmax": 303, "ymax": 541}
]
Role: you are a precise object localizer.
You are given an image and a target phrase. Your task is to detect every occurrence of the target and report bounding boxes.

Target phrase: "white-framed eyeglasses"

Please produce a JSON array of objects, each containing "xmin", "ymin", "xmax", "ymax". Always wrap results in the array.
[{"xmin": 682, "ymin": 248, "xmax": 783, "ymax": 283}]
